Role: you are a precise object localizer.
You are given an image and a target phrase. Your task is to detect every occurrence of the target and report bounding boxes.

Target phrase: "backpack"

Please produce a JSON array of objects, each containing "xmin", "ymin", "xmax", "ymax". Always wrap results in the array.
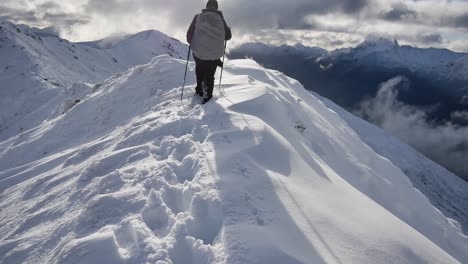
[{"xmin": 192, "ymin": 11, "xmax": 225, "ymax": 60}]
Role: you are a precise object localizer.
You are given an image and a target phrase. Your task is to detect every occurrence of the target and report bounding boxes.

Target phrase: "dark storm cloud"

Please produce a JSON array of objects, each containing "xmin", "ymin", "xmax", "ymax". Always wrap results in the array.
[
  {"xmin": 378, "ymin": 3, "xmax": 468, "ymax": 30},
  {"xmin": 453, "ymin": 14, "xmax": 468, "ymax": 28},
  {"xmin": 37, "ymin": 2, "xmax": 61, "ymax": 10},
  {"xmin": 43, "ymin": 12, "xmax": 89, "ymax": 27},
  {"xmin": 417, "ymin": 33, "xmax": 443, "ymax": 44},
  {"xmin": 222, "ymin": 0, "xmax": 369, "ymax": 30},
  {"xmin": 276, "ymin": 19, "xmax": 317, "ymax": 30},
  {"xmin": 85, "ymin": 0, "xmax": 136, "ymax": 15},
  {"xmin": 381, "ymin": 5, "xmax": 417, "ymax": 22},
  {"xmin": 342, "ymin": 0, "xmax": 369, "ymax": 13}
]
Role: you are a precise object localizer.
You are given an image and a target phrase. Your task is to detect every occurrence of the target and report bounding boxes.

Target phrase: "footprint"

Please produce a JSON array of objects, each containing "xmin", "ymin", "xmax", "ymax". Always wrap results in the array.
[
  {"xmin": 170, "ymin": 156, "xmax": 200, "ymax": 184},
  {"xmin": 160, "ymin": 185, "xmax": 193, "ymax": 215},
  {"xmin": 114, "ymin": 216, "xmax": 152, "ymax": 259},
  {"xmin": 152, "ymin": 138, "xmax": 176, "ymax": 161},
  {"xmin": 191, "ymin": 125, "xmax": 209, "ymax": 143},
  {"xmin": 141, "ymin": 189, "xmax": 175, "ymax": 237},
  {"xmin": 168, "ymin": 222, "xmax": 218, "ymax": 264},
  {"xmin": 171, "ymin": 139, "xmax": 196, "ymax": 162},
  {"xmin": 186, "ymin": 194, "xmax": 223, "ymax": 246}
]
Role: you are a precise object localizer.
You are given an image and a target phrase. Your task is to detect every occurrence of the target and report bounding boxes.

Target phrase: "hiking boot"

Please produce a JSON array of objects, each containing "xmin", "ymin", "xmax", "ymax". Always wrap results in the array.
[
  {"xmin": 194, "ymin": 86, "xmax": 203, "ymax": 97},
  {"xmin": 201, "ymin": 96, "xmax": 212, "ymax": 105}
]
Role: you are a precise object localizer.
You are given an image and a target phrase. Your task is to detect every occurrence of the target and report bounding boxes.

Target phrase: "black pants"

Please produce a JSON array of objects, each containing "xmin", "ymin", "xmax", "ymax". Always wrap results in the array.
[{"xmin": 194, "ymin": 55, "xmax": 218, "ymax": 98}]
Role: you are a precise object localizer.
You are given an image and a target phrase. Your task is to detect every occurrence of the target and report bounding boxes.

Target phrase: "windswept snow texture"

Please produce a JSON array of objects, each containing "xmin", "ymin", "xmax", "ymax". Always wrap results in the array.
[
  {"xmin": 1, "ymin": 54, "xmax": 467, "ymax": 264},
  {"xmin": 319, "ymin": 94, "xmax": 468, "ymax": 235}
]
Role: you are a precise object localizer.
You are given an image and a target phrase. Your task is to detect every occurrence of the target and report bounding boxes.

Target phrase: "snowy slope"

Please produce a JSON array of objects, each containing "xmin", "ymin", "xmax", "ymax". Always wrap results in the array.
[
  {"xmin": 1, "ymin": 54, "xmax": 467, "ymax": 263},
  {"xmin": 320, "ymin": 94, "xmax": 468, "ymax": 235},
  {"xmin": 0, "ymin": 20, "xmax": 187, "ymax": 141}
]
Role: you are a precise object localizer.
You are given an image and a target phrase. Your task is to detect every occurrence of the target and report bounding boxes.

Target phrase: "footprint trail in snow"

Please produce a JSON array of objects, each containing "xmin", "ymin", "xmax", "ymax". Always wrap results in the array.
[{"xmin": 0, "ymin": 55, "xmax": 467, "ymax": 264}]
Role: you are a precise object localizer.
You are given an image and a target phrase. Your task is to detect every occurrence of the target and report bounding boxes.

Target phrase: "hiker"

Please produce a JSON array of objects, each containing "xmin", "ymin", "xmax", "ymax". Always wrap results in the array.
[{"xmin": 186, "ymin": 0, "xmax": 232, "ymax": 104}]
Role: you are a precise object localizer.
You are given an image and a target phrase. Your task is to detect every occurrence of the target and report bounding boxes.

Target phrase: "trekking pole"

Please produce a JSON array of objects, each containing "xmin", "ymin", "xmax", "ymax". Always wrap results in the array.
[
  {"xmin": 180, "ymin": 45, "xmax": 191, "ymax": 101},
  {"xmin": 218, "ymin": 41, "xmax": 227, "ymax": 97}
]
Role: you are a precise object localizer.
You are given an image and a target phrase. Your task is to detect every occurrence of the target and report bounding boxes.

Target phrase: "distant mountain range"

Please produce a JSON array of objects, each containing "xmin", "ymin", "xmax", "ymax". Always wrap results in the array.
[{"xmin": 229, "ymin": 39, "xmax": 468, "ymax": 124}]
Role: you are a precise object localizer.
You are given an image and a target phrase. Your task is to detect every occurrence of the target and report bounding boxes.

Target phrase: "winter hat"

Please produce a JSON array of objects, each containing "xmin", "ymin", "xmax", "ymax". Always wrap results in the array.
[{"xmin": 206, "ymin": 0, "xmax": 218, "ymax": 10}]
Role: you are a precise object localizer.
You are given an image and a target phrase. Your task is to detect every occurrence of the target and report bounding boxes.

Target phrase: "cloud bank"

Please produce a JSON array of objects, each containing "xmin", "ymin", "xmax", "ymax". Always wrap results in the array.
[
  {"xmin": 0, "ymin": 0, "xmax": 468, "ymax": 51},
  {"xmin": 357, "ymin": 77, "xmax": 468, "ymax": 180}
]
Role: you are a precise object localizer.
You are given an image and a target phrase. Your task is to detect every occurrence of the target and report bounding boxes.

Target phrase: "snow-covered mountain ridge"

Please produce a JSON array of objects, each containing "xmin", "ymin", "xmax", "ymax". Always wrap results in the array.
[
  {"xmin": 325, "ymin": 38, "xmax": 466, "ymax": 82},
  {"xmin": 0, "ymin": 20, "xmax": 187, "ymax": 141},
  {"xmin": 1, "ymin": 21, "xmax": 467, "ymax": 263}
]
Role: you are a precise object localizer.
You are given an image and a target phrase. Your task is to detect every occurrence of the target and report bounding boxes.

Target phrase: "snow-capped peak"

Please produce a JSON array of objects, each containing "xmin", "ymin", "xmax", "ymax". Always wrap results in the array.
[
  {"xmin": 356, "ymin": 37, "xmax": 399, "ymax": 51},
  {"xmin": 334, "ymin": 37, "xmax": 401, "ymax": 60},
  {"xmin": 83, "ymin": 30, "xmax": 178, "ymax": 50},
  {"xmin": 324, "ymin": 36, "xmax": 467, "ymax": 81}
]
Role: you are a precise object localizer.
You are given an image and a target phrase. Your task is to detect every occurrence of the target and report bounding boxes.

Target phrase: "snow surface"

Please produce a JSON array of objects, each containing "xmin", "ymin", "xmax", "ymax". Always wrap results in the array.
[
  {"xmin": 319, "ymin": 94, "xmax": 468, "ymax": 235},
  {"xmin": 1, "ymin": 51, "xmax": 468, "ymax": 263}
]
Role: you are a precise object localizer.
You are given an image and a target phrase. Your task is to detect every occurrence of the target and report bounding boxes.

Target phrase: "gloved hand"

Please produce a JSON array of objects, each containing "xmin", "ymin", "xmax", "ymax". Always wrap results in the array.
[{"xmin": 217, "ymin": 59, "xmax": 223, "ymax": 68}]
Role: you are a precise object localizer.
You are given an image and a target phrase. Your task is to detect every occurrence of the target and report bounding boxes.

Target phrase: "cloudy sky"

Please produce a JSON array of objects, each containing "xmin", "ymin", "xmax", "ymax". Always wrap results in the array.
[{"xmin": 1, "ymin": 0, "xmax": 468, "ymax": 51}]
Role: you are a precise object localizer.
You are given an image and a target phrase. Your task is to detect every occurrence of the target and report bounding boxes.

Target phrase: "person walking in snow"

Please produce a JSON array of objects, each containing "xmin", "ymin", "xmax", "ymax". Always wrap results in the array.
[{"xmin": 186, "ymin": 0, "xmax": 232, "ymax": 104}]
